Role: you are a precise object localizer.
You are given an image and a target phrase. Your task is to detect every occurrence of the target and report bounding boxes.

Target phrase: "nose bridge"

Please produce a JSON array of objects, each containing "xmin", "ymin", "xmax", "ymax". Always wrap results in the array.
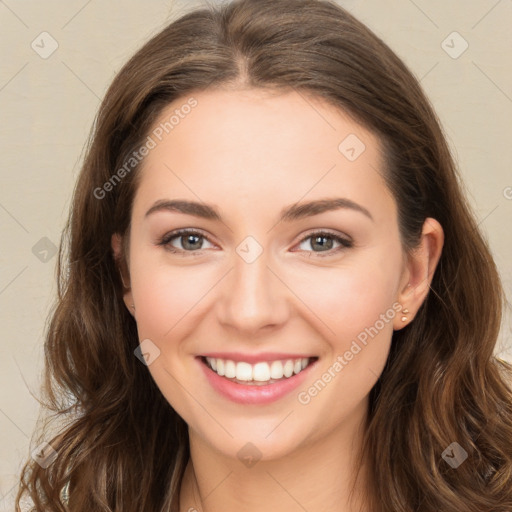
[{"xmin": 219, "ymin": 235, "xmax": 287, "ymax": 332}]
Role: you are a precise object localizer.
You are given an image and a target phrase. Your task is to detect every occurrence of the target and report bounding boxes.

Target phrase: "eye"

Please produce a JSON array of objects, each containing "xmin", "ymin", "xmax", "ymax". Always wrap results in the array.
[
  {"xmin": 157, "ymin": 228, "xmax": 353, "ymax": 257},
  {"xmin": 158, "ymin": 229, "xmax": 215, "ymax": 255},
  {"xmin": 294, "ymin": 230, "xmax": 353, "ymax": 257}
]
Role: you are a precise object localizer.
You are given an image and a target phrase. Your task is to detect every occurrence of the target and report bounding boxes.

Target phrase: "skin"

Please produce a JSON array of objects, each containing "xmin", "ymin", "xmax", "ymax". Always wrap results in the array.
[{"xmin": 112, "ymin": 88, "xmax": 444, "ymax": 512}]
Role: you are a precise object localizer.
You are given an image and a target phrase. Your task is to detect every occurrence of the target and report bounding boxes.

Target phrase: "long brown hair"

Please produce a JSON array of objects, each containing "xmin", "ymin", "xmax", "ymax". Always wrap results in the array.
[{"xmin": 16, "ymin": 0, "xmax": 512, "ymax": 510}]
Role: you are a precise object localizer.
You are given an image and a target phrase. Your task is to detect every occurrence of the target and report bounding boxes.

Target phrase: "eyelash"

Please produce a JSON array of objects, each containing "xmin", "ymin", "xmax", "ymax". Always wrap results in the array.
[{"xmin": 157, "ymin": 228, "xmax": 353, "ymax": 258}]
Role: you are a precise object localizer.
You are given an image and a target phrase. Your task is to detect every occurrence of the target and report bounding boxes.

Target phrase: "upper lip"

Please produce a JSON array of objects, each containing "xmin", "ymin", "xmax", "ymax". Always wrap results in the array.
[{"xmin": 199, "ymin": 352, "xmax": 317, "ymax": 364}]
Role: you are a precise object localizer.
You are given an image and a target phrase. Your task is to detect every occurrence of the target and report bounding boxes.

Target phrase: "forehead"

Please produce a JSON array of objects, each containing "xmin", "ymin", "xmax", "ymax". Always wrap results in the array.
[
  {"xmin": 132, "ymin": 88, "xmax": 393, "ymax": 222},
  {"xmin": 145, "ymin": 87, "xmax": 380, "ymax": 163}
]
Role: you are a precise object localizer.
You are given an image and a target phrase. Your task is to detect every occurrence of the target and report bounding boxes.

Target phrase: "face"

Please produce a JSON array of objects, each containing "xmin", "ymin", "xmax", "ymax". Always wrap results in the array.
[{"xmin": 114, "ymin": 88, "xmax": 411, "ymax": 462}]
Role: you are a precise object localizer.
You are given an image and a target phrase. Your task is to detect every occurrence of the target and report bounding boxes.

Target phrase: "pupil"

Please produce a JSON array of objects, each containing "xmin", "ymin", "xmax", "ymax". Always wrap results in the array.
[
  {"xmin": 184, "ymin": 234, "xmax": 200, "ymax": 250},
  {"xmin": 313, "ymin": 235, "xmax": 332, "ymax": 251}
]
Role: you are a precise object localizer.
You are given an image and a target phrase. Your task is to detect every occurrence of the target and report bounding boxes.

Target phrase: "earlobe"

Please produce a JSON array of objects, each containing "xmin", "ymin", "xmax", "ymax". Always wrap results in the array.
[
  {"xmin": 393, "ymin": 282, "xmax": 413, "ymax": 330},
  {"xmin": 394, "ymin": 217, "xmax": 444, "ymax": 330}
]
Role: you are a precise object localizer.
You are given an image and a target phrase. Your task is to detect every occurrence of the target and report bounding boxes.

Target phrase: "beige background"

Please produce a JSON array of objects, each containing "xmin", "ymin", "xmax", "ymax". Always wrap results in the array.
[{"xmin": 1, "ymin": 0, "xmax": 511, "ymax": 508}]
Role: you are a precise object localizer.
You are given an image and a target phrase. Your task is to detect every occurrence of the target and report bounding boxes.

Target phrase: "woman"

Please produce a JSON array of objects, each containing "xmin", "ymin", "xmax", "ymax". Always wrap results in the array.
[{"xmin": 16, "ymin": 0, "xmax": 512, "ymax": 510}]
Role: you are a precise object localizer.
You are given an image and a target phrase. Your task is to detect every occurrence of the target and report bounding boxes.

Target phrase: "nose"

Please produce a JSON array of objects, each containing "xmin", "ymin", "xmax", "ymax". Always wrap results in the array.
[{"xmin": 216, "ymin": 244, "xmax": 289, "ymax": 335}]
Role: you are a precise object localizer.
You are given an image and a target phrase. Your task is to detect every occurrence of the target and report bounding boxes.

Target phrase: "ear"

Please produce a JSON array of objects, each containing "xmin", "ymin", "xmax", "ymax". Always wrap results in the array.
[
  {"xmin": 393, "ymin": 217, "xmax": 444, "ymax": 330},
  {"xmin": 111, "ymin": 233, "xmax": 135, "ymax": 316}
]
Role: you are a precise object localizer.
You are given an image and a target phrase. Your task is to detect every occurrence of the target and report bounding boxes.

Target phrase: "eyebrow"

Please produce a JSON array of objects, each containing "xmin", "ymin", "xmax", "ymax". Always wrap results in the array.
[{"xmin": 144, "ymin": 197, "xmax": 374, "ymax": 223}]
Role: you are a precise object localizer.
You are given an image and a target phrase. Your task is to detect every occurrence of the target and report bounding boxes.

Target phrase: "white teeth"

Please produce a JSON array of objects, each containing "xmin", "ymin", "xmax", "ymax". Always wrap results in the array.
[
  {"xmin": 224, "ymin": 360, "xmax": 236, "ymax": 378},
  {"xmin": 216, "ymin": 358, "xmax": 225, "ymax": 376},
  {"xmin": 236, "ymin": 362, "xmax": 253, "ymax": 381},
  {"xmin": 253, "ymin": 362, "xmax": 270, "ymax": 381},
  {"xmin": 204, "ymin": 356, "xmax": 313, "ymax": 383},
  {"xmin": 283, "ymin": 360, "xmax": 294, "ymax": 377},
  {"xmin": 270, "ymin": 360, "xmax": 283, "ymax": 379}
]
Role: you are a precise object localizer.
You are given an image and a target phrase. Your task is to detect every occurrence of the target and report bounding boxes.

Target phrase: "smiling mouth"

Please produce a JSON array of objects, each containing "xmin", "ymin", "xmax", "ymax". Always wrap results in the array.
[{"xmin": 199, "ymin": 355, "xmax": 319, "ymax": 386}]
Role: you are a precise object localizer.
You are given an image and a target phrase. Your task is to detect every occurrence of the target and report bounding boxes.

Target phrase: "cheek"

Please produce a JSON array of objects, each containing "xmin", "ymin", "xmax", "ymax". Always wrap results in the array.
[
  {"xmin": 294, "ymin": 268, "xmax": 396, "ymax": 416},
  {"xmin": 292, "ymin": 253, "xmax": 401, "ymax": 342},
  {"xmin": 129, "ymin": 252, "xmax": 216, "ymax": 338}
]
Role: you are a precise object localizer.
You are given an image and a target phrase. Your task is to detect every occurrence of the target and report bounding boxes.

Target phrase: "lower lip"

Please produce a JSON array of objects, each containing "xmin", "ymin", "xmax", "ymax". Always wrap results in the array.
[{"xmin": 197, "ymin": 357, "xmax": 318, "ymax": 405}]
